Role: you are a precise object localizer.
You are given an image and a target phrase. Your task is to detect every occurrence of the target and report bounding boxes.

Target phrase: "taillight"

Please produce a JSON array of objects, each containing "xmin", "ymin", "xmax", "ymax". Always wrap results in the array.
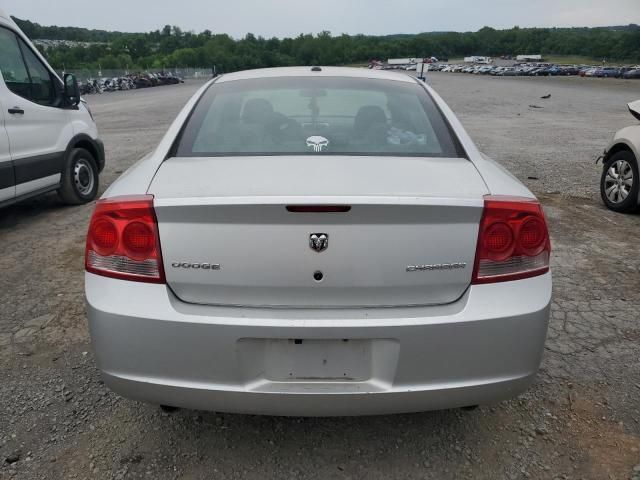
[
  {"xmin": 85, "ymin": 195, "xmax": 165, "ymax": 283},
  {"xmin": 472, "ymin": 196, "xmax": 550, "ymax": 284}
]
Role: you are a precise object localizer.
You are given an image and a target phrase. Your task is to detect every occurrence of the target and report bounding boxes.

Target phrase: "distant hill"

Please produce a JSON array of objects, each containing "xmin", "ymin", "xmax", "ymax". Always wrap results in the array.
[
  {"xmin": 10, "ymin": 17, "xmax": 640, "ymax": 71},
  {"xmin": 12, "ymin": 17, "xmax": 122, "ymax": 42},
  {"xmin": 594, "ymin": 24, "xmax": 640, "ymax": 31},
  {"xmin": 12, "ymin": 16, "xmax": 640, "ymax": 42}
]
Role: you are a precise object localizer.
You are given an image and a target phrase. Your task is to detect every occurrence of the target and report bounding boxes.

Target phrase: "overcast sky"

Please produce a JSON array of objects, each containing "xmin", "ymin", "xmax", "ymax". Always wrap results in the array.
[{"xmin": 2, "ymin": 0, "xmax": 639, "ymax": 37}]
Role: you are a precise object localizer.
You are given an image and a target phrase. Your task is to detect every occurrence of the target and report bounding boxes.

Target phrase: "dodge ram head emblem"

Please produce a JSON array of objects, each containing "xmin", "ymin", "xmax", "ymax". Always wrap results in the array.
[
  {"xmin": 306, "ymin": 136, "xmax": 329, "ymax": 152},
  {"xmin": 309, "ymin": 233, "xmax": 329, "ymax": 252}
]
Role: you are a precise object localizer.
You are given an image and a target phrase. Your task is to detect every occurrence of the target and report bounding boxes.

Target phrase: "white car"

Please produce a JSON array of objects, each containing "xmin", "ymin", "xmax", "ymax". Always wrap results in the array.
[
  {"xmin": 0, "ymin": 9, "xmax": 103, "ymax": 207},
  {"xmin": 85, "ymin": 67, "xmax": 552, "ymax": 416},
  {"xmin": 599, "ymin": 100, "xmax": 640, "ymax": 213}
]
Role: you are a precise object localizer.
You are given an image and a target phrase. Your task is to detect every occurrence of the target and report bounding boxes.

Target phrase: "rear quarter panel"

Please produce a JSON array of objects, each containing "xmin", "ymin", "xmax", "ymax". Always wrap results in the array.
[
  {"xmin": 423, "ymin": 82, "xmax": 535, "ymax": 198},
  {"xmin": 101, "ymin": 79, "xmax": 216, "ymax": 198}
]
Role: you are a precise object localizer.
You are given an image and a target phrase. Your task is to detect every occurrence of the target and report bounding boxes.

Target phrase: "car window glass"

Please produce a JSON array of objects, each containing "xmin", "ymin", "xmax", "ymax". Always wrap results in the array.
[
  {"xmin": 18, "ymin": 37, "xmax": 56, "ymax": 106},
  {"xmin": 180, "ymin": 77, "xmax": 459, "ymax": 158},
  {"xmin": 0, "ymin": 27, "xmax": 31, "ymax": 99}
]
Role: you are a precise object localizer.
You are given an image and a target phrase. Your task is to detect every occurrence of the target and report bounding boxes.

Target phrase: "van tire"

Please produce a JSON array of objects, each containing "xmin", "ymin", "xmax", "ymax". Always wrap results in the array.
[{"xmin": 58, "ymin": 148, "xmax": 99, "ymax": 205}]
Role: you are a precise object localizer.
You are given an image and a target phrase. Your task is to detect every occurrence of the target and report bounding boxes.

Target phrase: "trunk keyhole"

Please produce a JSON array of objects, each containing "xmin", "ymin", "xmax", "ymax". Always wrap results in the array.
[{"xmin": 313, "ymin": 271, "xmax": 324, "ymax": 282}]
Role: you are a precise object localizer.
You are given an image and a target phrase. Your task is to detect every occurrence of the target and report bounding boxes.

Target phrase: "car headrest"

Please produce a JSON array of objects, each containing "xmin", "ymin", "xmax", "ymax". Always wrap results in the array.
[
  {"xmin": 242, "ymin": 98, "xmax": 274, "ymax": 124},
  {"xmin": 354, "ymin": 105, "xmax": 387, "ymax": 137}
]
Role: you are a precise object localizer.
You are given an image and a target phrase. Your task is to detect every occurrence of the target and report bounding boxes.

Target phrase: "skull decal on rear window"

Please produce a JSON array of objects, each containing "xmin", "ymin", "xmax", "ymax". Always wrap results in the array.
[{"xmin": 306, "ymin": 136, "xmax": 329, "ymax": 153}]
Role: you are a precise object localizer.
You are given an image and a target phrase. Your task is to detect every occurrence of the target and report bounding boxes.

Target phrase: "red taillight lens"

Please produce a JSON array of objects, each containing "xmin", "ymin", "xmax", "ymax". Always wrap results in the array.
[
  {"xmin": 483, "ymin": 222, "xmax": 514, "ymax": 261},
  {"xmin": 518, "ymin": 217, "xmax": 546, "ymax": 254},
  {"xmin": 472, "ymin": 196, "xmax": 551, "ymax": 284},
  {"xmin": 122, "ymin": 221, "xmax": 155, "ymax": 260},
  {"xmin": 91, "ymin": 219, "xmax": 118, "ymax": 255},
  {"xmin": 85, "ymin": 195, "xmax": 165, "ymax": 283}
]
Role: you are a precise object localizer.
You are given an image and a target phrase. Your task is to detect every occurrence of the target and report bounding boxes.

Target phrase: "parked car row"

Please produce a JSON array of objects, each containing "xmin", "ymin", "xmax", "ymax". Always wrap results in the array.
[
  {"xmin": 79, "ymin": 72, "xmax": 184, "ymax": 94},
  {"xmin": 580, "ymin": 66, "xmax": 640, "ymax": 78},
  {"xmin": 429, "ymin": 63, "xmax": 640, "ymax": 78}
]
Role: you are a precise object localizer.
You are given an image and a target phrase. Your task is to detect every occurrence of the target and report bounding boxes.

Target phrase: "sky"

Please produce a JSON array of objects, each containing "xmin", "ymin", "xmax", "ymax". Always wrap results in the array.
[{"xmin": 2, "ymin": 0, "xmax": 639, "ymax": 37}]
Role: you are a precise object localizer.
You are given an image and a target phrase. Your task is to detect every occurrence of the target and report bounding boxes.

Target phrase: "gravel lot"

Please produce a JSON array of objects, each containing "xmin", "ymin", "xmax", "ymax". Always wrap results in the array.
[{"xmin": 1, "ymin": 74, "xmax": 639, "ymax": 480}]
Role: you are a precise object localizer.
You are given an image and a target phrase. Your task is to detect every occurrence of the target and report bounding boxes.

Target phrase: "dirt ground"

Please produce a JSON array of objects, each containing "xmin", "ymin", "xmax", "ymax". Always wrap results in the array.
[{"xmin": 1, "ymin": 74, "xmax": 639, "ymax": 480}]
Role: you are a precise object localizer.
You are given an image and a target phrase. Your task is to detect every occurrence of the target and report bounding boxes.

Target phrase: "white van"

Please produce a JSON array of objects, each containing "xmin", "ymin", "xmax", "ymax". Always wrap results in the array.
[{"xmin": 0, "ymin": 9, "xmax": 104, "ymax": 207}]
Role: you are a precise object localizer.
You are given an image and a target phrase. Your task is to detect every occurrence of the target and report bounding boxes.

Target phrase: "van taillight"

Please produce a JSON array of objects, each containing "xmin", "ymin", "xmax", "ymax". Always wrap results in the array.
[
  {"xmin": 85, "ymin": 195, "xmax": 165, "ymax": 283},
  {"xmin": 472, "ymin": 196, "xmax": 551, "ymax": 284}
]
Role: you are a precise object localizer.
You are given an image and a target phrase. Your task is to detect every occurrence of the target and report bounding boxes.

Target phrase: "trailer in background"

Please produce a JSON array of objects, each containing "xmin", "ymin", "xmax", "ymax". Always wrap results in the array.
[
  {"xmin": 464, "ymin": 56, "xmax": 492, "ymax": 64},
  {"xmin": 516, "ymin": 54, "xmax": 543, "ymax": 62},
  {"xmin": 384, "ymin": 58, "xmax": 420, "ymax": 70},
  {"xmin": 387, "ymin": 58, "xmax": 418, "ymax": 66}
]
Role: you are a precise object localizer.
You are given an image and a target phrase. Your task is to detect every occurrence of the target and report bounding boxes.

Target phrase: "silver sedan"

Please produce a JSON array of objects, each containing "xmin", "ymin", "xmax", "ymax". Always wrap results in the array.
[{"xmin": 85, "ymin": 67, "xmax": 552, "ymax": 416}]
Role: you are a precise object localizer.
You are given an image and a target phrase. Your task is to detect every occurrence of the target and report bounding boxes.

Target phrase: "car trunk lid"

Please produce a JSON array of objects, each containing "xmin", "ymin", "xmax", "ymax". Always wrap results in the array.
[{"xmin": 149, "ymin": 156, "xmax": 488, "ymax": 308}]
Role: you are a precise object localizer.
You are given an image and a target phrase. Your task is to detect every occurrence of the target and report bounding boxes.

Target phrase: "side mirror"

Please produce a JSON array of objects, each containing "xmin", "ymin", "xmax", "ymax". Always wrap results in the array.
[{"xmin": 63, "ymin": 73, "xmax": 80, "ymax": 107}]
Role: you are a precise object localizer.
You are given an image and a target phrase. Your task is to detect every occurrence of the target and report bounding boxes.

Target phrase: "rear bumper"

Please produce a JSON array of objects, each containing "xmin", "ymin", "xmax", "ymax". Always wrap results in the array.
[{"xmin": 86, "ymin": 272, "xmax": 552, "ymax": 416}]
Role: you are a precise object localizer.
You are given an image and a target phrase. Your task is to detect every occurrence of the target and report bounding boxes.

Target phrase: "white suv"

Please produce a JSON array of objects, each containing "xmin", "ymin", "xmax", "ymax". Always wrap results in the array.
[{"xmin": 0, "ymin": 9, "xmax": 104, "ymax": 207}]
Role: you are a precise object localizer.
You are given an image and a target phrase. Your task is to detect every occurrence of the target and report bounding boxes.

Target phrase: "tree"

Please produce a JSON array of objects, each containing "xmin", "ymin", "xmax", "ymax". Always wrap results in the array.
[{"xmin": 11, "ymin": 16, "xmax": 639, "ymax": 72}]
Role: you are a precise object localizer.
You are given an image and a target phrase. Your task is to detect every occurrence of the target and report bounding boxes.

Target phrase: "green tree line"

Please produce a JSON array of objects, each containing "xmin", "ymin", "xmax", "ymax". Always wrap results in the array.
[{"xmin": 13, "ymin": 17, "xmax": 640, "ymax": 72}]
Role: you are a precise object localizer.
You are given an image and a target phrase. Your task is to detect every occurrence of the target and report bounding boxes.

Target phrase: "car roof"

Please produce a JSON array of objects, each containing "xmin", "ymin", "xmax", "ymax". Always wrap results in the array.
[
  {"xmin": 0, "ymin": 8, "xmax": 17, "ymax": 29},
  {"xmin": 216, "ymin": 66, "xmax": 417, "ymax": 84}
]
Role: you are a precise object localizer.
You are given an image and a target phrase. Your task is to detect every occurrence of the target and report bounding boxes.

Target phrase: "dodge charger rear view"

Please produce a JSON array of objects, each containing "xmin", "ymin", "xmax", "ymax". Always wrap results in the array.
[{"xmin": 85, "ymin": 67, "xmax": 552, "ymax": 416}]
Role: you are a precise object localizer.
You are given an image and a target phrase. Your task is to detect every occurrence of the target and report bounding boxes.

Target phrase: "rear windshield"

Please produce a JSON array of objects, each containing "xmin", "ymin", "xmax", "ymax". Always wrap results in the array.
[{"xmin": 175, "ymin": 76, "xmax": 462, "ymax": 157}]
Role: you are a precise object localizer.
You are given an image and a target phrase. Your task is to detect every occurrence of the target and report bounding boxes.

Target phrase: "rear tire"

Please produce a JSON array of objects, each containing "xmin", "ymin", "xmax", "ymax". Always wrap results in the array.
[
  {"xmin": 600, "ymin": 150, "xmax": 639, "ymax": 213},
  {"xmin": 58, "ymin": 148, "xmax": 99, "ymax": 205}
]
